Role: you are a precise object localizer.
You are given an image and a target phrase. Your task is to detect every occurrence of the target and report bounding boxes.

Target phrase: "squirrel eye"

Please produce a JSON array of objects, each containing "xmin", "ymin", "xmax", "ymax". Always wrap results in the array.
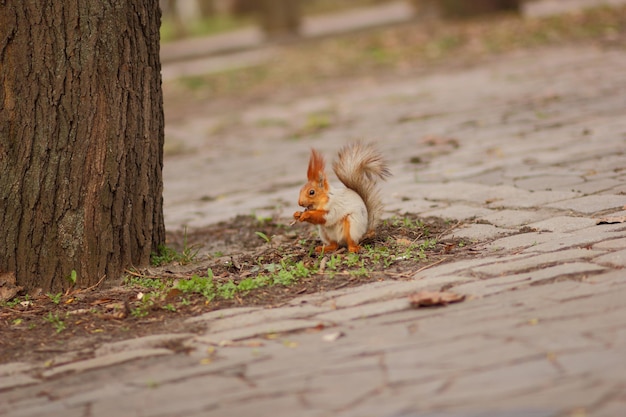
[{"xmin": 309, "ymin": 189, "xmax": 315, "ymax": 196}]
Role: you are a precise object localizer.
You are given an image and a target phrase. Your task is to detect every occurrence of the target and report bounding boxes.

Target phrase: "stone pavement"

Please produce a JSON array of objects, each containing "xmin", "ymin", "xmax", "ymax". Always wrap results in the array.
[{"xmin": 3, "ymin": 43, "xmax": 626, "ymax": 417}]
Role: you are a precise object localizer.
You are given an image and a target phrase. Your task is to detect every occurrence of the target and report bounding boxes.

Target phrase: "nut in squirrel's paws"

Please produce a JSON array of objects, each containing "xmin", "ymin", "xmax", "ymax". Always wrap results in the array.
[{"xmin": 290, "ymin": 209, "xmax": 305, "ymax": 226}]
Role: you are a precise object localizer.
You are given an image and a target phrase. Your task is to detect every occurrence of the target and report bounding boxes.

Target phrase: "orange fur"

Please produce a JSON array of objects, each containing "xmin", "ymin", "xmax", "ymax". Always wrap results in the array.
[
  {"xmin": 342, "ymin": 216, "xmax": 361, "ymax": 253},
  {"xmin": 307, "ymin": 149, "xmax": 325, "ymax": 183}
]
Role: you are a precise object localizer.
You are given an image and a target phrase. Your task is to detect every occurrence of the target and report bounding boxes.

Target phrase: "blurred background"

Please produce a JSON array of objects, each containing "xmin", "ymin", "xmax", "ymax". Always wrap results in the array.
[{"xmin": 160, "ymin": 0, "xmax": 625, "ymax": 109}]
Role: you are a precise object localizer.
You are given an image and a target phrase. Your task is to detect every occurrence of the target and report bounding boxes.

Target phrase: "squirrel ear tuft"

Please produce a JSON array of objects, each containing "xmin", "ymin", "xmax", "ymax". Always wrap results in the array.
[{"xmin": 307, "ymin": 149, "xmax": 325, "ymax": 182}]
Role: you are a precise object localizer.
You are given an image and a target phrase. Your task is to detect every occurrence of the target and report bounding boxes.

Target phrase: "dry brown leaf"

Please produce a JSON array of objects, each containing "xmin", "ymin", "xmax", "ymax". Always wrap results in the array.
[
  {"xmin": 408, "ymin": 291, "xmax": 465, "ymax": 308},
  {"xmin": 596, "ymin": 216, "xmax": 626, "ymax": 225},
  {"xmin": 0, "ymin": 272, "xmax": 22, "ymax": 303}
]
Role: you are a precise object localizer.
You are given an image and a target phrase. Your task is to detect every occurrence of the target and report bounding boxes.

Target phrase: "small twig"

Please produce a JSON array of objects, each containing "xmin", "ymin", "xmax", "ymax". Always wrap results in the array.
[
  {"xmin": 83, "ymin": 274, "xmax": 107, "ymax": 292},
  {"xmin": 123, "ymin": 269, "xmax": 188, "ymax": 280},
  {"xmin": 436, "ymin": 220, "xmax": 463, "ymax": 241},
  {"xmin": 413, "ymin": 257, "xmax": 447, "ymax": 275}
]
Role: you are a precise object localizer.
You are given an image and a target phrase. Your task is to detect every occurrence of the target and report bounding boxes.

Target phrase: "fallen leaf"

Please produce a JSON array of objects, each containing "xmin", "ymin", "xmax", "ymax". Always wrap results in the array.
[
  {"xmin": 596, "ymin": 216, "xmax": 626, "ymax": 224},
  {"xmin": 408, "ymin": 291, "xmax": 465, "ymax": 308},
  {"xmin": 0, "ymin": 272, "xmax": 22, "ymax": 303},
  {"xmin": 165, "ymin": 288, "xmax": 182, "ymax": 300}
]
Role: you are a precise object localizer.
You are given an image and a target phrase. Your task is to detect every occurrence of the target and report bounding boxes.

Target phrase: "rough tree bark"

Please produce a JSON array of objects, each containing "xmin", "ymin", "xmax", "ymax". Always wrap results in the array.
[{"xmin": 0, "ymin": 1, "xmax": 165, "ymax": 292}]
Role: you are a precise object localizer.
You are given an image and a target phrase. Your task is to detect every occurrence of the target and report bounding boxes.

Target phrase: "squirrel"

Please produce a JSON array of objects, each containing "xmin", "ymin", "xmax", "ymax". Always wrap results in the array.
[{"xmin": 293, "ymin": 142, "xmax": 391, "ymax": 253}]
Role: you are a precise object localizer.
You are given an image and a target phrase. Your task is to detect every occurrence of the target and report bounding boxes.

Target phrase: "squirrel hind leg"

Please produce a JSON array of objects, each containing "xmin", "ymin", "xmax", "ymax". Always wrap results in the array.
[
  {"xmin": 342, "ymin": 216, "xmax": 362, "ymax": 253},
  {"xmin": 315, "ymin": 242, "xmax": 339, "ymax": 254}
]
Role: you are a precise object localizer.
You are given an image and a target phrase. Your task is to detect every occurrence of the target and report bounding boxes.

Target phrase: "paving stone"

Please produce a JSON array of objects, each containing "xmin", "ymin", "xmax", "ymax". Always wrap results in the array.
[
  {"xmin": 522, "ymin": 230, "xmax": 625, "ymax": 253},
  {"xmin": 5, "ymin": 403, "xmax": 85, "ymax": 417},
  {"xmin": 184, "ymin": 306, "xmax": 260, "ymax": 324},
  {"xmin": 420, "ymin": 205, "xmax": 494, "ymax": 221},
  {"xmin": 526, "ymin": 216, "xmax": 597, "ymax": 232},
  {"xmin": 0, "ymin": 373, "xmax": 40, "ymax": 391},
  {"xmin": 473, "ymin": 377, "xmax": 612, "ymax": 415},
  {"xmin": 289, "ymin": 281, "xmax": 396, "ymax": 307},
  {"xmin": 556, "ymin": 349, "xmax": 626, "ymax": 381},
  {"xmin": 453, "ymin": 262, "xmax": 606, "ymax": 297},
  {"xmin": 514, "ymin": 175, "xmax": 583, "ymax": 191},
  {"xmin": 206, "ymin": 304, "xmax": 331, "ymax": 333},
  {"xmin": 571, "ymin": 178, "xmax": 623, "ymax": 194},
  {"xmin": 480, "ymin": 209, "xmax": 549, "ymax": 228},
  {"xmin": 198, "ymin": 394, "xmax": 320, "ymax": 417},
  {"xmin": 593, "ymin": 237, "xmax": 626, "ymax": 250},
  {"xmin": 450, "ymin": 223, "xmax": 515, "ymax": 241},
  {"xmin": 301, "ymin": 367, "xmax": 385, "ymax": 412},
  {"xmin": 483, "ymin": 231, "xmax": 565, "ymax": 251},
  {"xmin": 315, "ymin": 299, "xmax": 410, "ymax": 322},
  {"xmin": 471, "ymin": 249, "xmax": 603, "ymax": 276},
  {"xmin": 422, "ymin": 358, "xmax": 561, "ymax": 408},
  {"xmin": 95, "ymin": 333, "xmax": 195, "ymax": 356},
  {"xmin": 412, "ymin": 253, "xmax": 526, "ymax": 279},
  {"xmin": 0, "ymin": 362, "xmax": 35, "ymax": 377},
  {"xmin": 489, "ymin": 190, "xmax": 581, "ymax": 209},
  {"xmin": 593, "ymin": 399, "xmax": 626, "ymax": 417},
  {"xmin": 41, "ymin": 348, "xmax": 174, "ymax": 378},
  {"xmin": 195, "ymin": 319, "xmax": 325, "ymax": 343},
  {"xmin": 87, "ymin": 375, "xmax": 242, "ymax": 417},
  {"xmin": 593, "ymin": 248, "xmax": 626, "ymax": 267},
  {"xmin": 546, "ymin": 194, "xmax": 625, "ymax": 214},
  {"xmin": 324, "ymin": 276, "xmax": 471, "ymax": 308}
]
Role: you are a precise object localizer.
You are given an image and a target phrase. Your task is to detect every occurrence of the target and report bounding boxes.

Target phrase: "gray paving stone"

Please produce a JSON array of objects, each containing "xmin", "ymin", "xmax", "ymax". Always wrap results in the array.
[
  {"xmin": 593, "ymin": 237, "xmax": 626, "ymax": 250},
  {"xmin": 556, "ymin": 349, "xmax": 626, "ymax": 381},
  {"xmin": 412, "ymin": 253, "xmax": 526, "ymax": 279},
  {"xmin": 422, "ymin": 358, "xmax": 561, "ymax": 408},
  {"xmin": 571, "ymin": 178, "xmax": 623, "ymax": 194},
  {"xmin": 94, "ymin": 333, "xmax": 195, "ymax": 356},
  {"xmin": 526, "ymin": 216, "xmax": 597, "ymax": 232},
  {"xmin": 472, "ymin": 378, "xmax": 611, "ymax": 415},
  {"xmin": 546, "ymin": 194, "xmax": 625, "ymax": 214},
  {"xmin": 41, "ymin": 348, "xmax": 174, "ymax": 378},
  {"xmin": 199, "ymin": 394, "xmax": 321, "ymax": 417},
  {"xmin": 420, "ymin": 205, "xmax": 494, "ymax": 221},
  {"xmin": 489, "ymin": 190, "xmax": 581, "ymax": 209},
  {"xmin": 483, "ymin": 231, "xmax": 566, "ymax": 251},
  {"xmin": 471, "ymin": 249, "xmax": 603, "ymax": 276},
  {"xmin": 481, "ymin": 209, "xmax": 549, "ymax": 228},
  {"xmin": 453, "ymin": 262, "xmax": 606, "ymax": 297},
  {"xmin": 0, "ymin": 373, "xmax": 40, "ymax": 391},
  {"xmin": 289, "ymin": 281, "xmax": 396, "ymax": 307},
  {"xmin": 593, "ymin": 248, "xmax": 626, "ymax": 267},
  {"xmin": 195, "ymin": 319, "xmax": 325, "ymax": 343},
  {"xmin": 450, "ymin": 223, "xmax": 515, "ymax": 241},
  {"xmin": 184, "ymin": 306, "xmax": 260, "ymax": 324},
  {"xmin": 324, "ymin": 276, "xmax": 471, "ymax": 308},
  {"xmin": 315, "ymin": 298, "xmax": 410, "ymax": 322},
  {"xmin": 593, "ymin": 400, "xmax": 626, "ymax": 417},
  {"xmin": 206, "ymin": 304, "xmax": 331, "ymax": 332},
  {"xmin": 514, "ymin": 175, "xmax": 583, "ymax": 191},
  {"xmin": 522, "ymin": 230, "xmax": 625, "ymax": 253},
  {"xmin": 301, "ymin": 367, "xmax": 385, "ymax": 412}
]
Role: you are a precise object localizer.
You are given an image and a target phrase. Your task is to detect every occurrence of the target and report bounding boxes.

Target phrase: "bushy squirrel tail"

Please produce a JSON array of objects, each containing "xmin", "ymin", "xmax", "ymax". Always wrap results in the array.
[{"xmin": 332, "ymin": 142, "xmax": 391, "ymax": 231}]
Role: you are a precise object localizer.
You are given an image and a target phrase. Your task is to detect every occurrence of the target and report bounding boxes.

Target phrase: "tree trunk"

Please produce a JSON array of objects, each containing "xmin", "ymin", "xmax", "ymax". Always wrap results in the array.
[
  {"xmin": 411, "ymin": 0, "xmax": 520, "ymax": 19},
  {"xmin": 0, "ymin": 1, "xmax": 165, "ymax": 292},
  {"xmin": 257, "ymin": 0, "xmax": 302, "ymax": 41}
]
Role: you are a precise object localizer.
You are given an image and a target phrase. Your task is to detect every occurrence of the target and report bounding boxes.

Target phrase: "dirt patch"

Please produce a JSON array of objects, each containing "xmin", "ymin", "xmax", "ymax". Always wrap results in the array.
[{"xmin": 1, "ymin": 213, "xmax": 479, "ymax": 365}]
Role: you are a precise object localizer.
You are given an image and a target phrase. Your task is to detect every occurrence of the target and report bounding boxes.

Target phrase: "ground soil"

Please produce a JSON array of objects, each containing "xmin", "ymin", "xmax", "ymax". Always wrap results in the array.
[{"xmin": 0, "ymin": 213, "xmax": 489, "ymax": 365}]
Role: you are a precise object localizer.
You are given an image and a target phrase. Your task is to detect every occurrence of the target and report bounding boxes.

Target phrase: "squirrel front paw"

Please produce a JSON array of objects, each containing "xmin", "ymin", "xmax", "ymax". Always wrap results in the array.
[{"xmin": 293, "ymin": 211, "xmax": 303, "ymax": 221}]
